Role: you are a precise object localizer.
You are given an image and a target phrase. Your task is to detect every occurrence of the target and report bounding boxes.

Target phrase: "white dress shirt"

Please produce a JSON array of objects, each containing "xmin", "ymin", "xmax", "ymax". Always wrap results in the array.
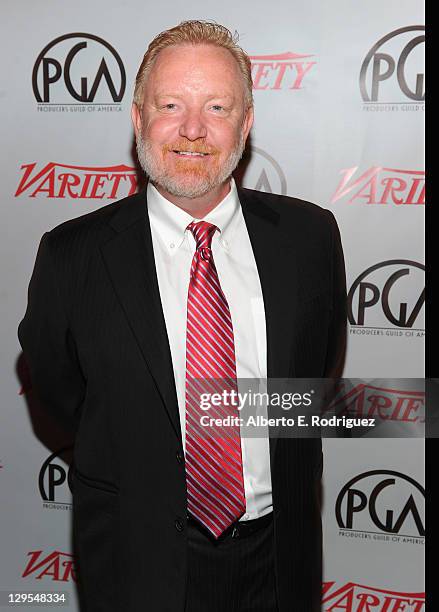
[{"xmin": 147, "ymin": 177, "xmax": 273, "ymax": 520}]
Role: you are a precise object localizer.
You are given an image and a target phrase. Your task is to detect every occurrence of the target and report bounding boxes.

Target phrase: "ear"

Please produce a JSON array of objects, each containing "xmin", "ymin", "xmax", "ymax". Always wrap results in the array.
[
  {"xmin": 242, "ymin": 105, "xmax": 254, "ymax": 142},
  {"xmin": 131, "ymin": 103, "xmax": 142, "ymax": 137}
]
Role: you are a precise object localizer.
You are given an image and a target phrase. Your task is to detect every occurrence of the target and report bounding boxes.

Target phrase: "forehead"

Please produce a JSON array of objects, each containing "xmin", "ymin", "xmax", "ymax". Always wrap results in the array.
[{"xmin": 145, "ymin": 43, "xmax": 243, "ymax": 98}]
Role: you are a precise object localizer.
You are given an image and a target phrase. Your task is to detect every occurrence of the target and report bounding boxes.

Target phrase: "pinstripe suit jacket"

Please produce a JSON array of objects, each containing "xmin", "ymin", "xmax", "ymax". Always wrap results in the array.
[{"xmin": 18, "ymin": 184, "xmax": 346, "ymax": 612}]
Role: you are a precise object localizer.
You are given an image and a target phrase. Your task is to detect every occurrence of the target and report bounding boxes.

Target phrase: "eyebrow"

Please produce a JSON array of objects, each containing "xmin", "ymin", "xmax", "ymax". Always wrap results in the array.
[{"xmin": 154, "ymin": 93, "xmax": 235, "ymax": 101}]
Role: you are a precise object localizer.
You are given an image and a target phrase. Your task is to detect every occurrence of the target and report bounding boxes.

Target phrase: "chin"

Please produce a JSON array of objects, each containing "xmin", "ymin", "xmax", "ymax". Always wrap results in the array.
[
  {"xmin": 161, "ymin": 181, "xmax": 215, "ymax": 199},
  {"xmin": 153, "ymin": 170, "xmax": 223, "ymax": 199}
]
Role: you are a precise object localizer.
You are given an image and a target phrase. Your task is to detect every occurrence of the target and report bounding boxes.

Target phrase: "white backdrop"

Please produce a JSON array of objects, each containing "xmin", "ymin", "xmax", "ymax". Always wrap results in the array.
[{"xmin": 1, "ymin": 1, "xmax": 424, "ymax": 609}]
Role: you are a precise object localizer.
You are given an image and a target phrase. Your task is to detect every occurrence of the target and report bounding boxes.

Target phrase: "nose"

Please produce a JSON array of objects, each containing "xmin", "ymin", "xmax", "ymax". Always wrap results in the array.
[{"xmin": 179, "ymin": 108, "xmax": 207, "ymax": 141}]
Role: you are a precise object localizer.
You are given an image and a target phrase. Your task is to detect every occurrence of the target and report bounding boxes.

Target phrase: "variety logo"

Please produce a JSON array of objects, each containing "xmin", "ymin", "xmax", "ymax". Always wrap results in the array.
[
  {"xmin": 39, "ymin": 448, "xmax": 73, "ymax": 507},
  {"xmin": 235, "ymin": 146, "xmax": 287, "ymax": 194},
  {"xmin": 15, "ymin": 163, "xmax": 138, "ymax": 200},
  {"xmin": 348, "ymin": 260, "xmax": 425, "ymax": 331},
  {"xmin": 322, "ymin": 581, "xmax": 425, "ymax": 611},
  {"xmin": 22, "ymin": 550, "xmax": 76, "ymax": 582},
  {"xmin": 360, "ymin": 26, "xmax": 425, "ymax": 107},
  {"xmin": 249, "ymin": 52, "xmax": 316, "ymax": 90},
  {"xmin": 327, "ymin": 382, "xmax": 425, "ymax": 425},
  {"xmin": 331, "ymin": 167, "xmax": 425, "ymax": 205},
  {"xmin": 336, "ymin": 470, "xmax": 425, "ymax": 539},
  {"xmin": 32, "ymin": 33, "xmax": 126, "ymax": 107}
]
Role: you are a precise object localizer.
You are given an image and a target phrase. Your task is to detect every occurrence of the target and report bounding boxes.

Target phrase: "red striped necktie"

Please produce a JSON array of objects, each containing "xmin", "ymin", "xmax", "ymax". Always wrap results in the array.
[{"xmin": 185, "ymin": 220, "xmax": 246, "ymax": 538}]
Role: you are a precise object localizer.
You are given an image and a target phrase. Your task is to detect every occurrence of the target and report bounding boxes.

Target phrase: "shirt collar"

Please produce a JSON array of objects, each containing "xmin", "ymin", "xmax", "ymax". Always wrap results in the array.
[{"xmin": 147, "ymin": 177, "xmax": 240, "ymax": 256}]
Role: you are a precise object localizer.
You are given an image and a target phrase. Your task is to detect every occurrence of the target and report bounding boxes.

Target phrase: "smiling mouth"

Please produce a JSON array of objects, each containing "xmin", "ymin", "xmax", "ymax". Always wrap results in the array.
[{"xmin": 172, "ymin": 150, "xmax": 210, "ymax": 157}]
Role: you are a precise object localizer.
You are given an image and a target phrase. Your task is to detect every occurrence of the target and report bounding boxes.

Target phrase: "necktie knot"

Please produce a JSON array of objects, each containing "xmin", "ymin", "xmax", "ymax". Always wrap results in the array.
[{"xmin": 187, "ymin": 221, "xmax": 218, "ymax": 251}]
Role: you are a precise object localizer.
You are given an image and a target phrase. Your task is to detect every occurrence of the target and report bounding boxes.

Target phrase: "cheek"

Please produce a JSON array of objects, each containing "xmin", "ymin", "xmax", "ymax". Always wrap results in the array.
[
  {"xmin": 209, "ymin": 122, "xmax": 242, "ymax": 148},
  {"xmin": 144, "ymin": 117, "xmax": 180, "ymax": 142}
]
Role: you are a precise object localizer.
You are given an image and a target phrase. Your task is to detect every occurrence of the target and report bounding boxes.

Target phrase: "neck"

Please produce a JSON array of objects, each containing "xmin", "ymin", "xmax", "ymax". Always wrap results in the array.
[{"xmin": 152, "ymin": 179, "xmax": 231, "ymax": 219}]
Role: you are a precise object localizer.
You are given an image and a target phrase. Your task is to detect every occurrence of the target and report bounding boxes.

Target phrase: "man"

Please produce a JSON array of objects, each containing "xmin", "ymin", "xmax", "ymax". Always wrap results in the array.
[{"xmin": 18, "ymin": 20, "xmax": 346, "ymax": 612}]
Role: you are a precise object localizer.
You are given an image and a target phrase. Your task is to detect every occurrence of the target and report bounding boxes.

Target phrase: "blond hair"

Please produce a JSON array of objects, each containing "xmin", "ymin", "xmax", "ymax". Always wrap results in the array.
[{"xmin": 133, "ymin": 20, "xmax": 253, "ymax": 111}]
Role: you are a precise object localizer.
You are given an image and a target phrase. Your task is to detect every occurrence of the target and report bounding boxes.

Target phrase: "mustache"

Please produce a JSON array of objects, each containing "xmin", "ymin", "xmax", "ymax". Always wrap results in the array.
[{"xmin": 162, "ymin": 141, "xmax": 220, "ymax": 155}]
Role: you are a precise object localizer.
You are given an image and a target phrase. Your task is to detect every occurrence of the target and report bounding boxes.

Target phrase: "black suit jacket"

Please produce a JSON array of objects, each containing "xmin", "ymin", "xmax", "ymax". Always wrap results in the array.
[{"xmin": 18, "ymin": 185, "xmax": 347, "ymax": 612}]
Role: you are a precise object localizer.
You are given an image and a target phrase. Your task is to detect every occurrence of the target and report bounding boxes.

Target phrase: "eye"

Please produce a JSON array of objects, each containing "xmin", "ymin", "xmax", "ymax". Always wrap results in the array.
[
  {"xmin": 210, "ymin": 104, "xmax": 224, "ymax": 112},
  {"xmin": 161, "ymin": 103, "xmax": 177, "ymax": 111}
]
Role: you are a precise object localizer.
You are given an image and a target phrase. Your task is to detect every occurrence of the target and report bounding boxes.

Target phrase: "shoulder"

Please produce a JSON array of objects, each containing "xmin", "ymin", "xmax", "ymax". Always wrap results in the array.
[
  {"xmin": 44, "ymin": 190, "xmax": 146, "ymax": 252},
  {"xmin": 237, "ymin": 185, "xmax": 337, "ymax": 232}
]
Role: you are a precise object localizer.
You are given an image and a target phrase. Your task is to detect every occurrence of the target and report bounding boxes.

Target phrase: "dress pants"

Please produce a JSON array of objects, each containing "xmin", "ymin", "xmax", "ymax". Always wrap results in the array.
[{"xmin": 185, "ymin": 513, "xmax": 278, "ymax": 612}]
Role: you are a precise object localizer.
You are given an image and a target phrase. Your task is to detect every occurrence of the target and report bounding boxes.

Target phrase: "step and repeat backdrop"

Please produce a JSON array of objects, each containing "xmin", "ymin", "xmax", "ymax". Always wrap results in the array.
[{"xmin": 2, "ymin": 1, "xmax": 424, "ymax": 610}]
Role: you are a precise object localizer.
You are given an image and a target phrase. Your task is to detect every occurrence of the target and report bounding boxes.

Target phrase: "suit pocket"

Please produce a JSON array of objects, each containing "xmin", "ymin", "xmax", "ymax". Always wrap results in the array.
[
  {"xmin": 72, "ymin": 467, "xmax": 119, "ymax": 495},
  {"xmin": 72, "ymin": 470, "xmax": 119, "ymax": 610}
]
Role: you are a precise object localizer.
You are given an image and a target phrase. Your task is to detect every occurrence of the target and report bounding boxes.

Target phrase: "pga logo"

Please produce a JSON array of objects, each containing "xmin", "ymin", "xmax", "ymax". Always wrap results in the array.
[
  {"xmin": 336, "ymin": 470, "xmax": 424, "ymax": 537},
  {"xmin": 348, "ymin": 260, "xmax": 425, "ymax": 329},
  {"xmin": 32, "ymin": 33, "xmax": 126, "ymax": 104},
  {"xmin": 39, "ymin": 447, "xmax": 73, "ymax": 503},
  {"xmin": 360, "ymin": 25, "xmax": 425, "ymax": 103}
]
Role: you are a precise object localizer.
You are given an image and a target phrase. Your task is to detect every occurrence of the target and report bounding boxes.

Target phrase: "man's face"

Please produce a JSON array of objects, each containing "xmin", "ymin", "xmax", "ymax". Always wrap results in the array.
[{"xmin": 132, "ymin": 44, "xmax": 253, "ymax": 199}]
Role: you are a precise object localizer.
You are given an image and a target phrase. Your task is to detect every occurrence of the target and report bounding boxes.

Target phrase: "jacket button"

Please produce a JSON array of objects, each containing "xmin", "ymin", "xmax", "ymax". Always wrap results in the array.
[
  {"xmin": 175, "ymin": 518, "xmax": 184, "ymax": 532},
  {"xmin": 176, "ymin": 451, "xmax": 184, "ymax": 465}
]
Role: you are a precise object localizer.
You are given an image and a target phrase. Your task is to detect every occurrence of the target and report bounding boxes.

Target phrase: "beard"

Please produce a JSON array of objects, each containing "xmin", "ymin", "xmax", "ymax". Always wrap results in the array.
[{"xmin": 135, "ymin": 131, "xmax": 245, "ymax": 199}]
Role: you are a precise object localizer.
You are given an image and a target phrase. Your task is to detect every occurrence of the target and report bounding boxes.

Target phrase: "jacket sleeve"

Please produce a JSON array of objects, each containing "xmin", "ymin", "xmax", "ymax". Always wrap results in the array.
[
  {"xmin": 18, "ymin": 232, "xmax": 85, "ymax": 435},
  {"xmin": 324, "ymin": 211, "xmax": 347, "ymax": 378}
]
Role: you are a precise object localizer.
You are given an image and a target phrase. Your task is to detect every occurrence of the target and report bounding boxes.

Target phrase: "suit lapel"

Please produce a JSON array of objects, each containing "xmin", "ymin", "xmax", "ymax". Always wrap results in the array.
[
  {"xmin": 238, "ymin": 187, "xmax": 298, "ymax": 379},
  {"xmin": 238, "ymin": 187, "xmax": 299, "ymax": 463},
  {"xmin": 100, "ymin": 189, "xmax": 181, "ymax": 440}
]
